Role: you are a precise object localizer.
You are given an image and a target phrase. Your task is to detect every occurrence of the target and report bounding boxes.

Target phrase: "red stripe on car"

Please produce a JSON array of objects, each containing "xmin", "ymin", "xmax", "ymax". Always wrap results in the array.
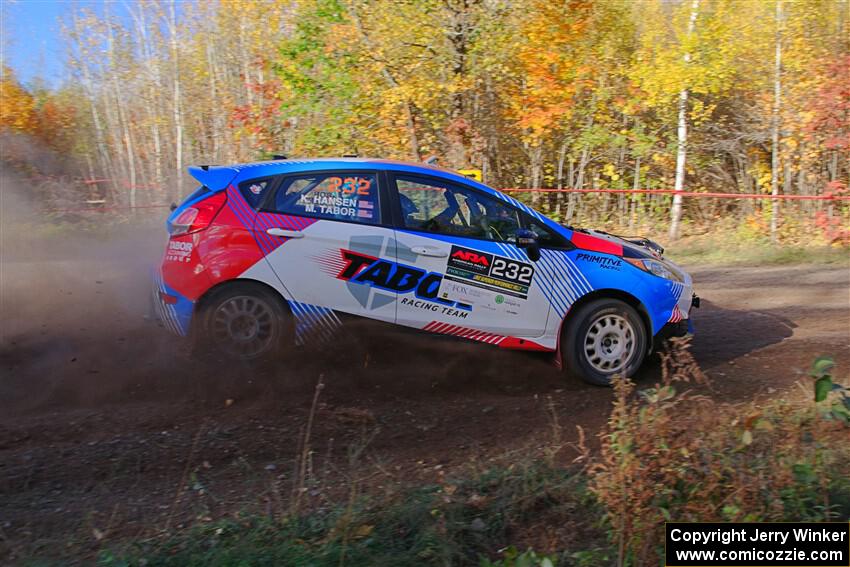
[{"xmin": 571, "ymin": 232, "xmax": 623, "ymax": 256}]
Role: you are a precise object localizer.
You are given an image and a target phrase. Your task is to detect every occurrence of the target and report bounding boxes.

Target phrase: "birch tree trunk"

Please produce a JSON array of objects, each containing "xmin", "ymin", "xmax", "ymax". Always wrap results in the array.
[
  {"xmin": 104, "ymin": 7, "xmax": 137, "ymax": 208},
  {"xmin": 530, "ymin": 144, "xmax": 542, "ymax": 209},
  {"xmin": 79, "ymin": 62, "xmax": 113, "ymax": 200},
  {"xmin": 567, "ymin": 147, "xmax": 590, "ymax": 222},
  {"xmin": 206, "ymin": 36, "xmax": 220, "ymax": 162},
  {"xmin": 129, "ymin": 3, "xmax": 164, "ymax": 203},
  {"xmin": 770, "ymin": 0, "xmax": 783, "ymax": 244},
  {"xmin": 554, "ymin": 140, "xmax": 568, "ymax": 217},
  {"xmin": 669, "ymin": 0, "xmax": 700, "ymax": 240},
  {"xmin": 630, "ymin": 155, "xmax": 641, "ymax": 230},
  {"xmin": 168, "ymin": 0, "xmax": 185, "ymax": 200}
]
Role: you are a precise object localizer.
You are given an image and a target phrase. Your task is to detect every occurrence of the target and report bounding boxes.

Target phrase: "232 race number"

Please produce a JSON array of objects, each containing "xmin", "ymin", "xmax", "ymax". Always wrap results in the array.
[{"xmin": 490, "ymin": 258, "xmax": 534, "ymax": 285}]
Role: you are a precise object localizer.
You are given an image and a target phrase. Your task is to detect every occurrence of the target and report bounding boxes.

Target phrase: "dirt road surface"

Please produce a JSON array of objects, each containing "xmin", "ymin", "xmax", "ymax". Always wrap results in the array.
[{"xmin": 1, "ymin": 234, "xmax": 848, "ymax": 562}]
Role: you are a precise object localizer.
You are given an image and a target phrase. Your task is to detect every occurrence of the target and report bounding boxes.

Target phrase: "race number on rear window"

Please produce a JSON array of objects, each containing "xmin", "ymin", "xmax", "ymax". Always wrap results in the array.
[{"xmin": 270, "ymin": 173, "xmax": 380, "ymax": 224}]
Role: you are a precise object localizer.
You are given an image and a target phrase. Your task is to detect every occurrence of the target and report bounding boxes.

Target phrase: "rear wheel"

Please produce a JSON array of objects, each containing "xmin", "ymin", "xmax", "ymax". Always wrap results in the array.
[
  {"xmin": 199, "ymin": 284, "xmax": 290, "ymax": 361},
  {"xmin": 562, "ymin": 298, "xmax": 647, "ymax": 386}
]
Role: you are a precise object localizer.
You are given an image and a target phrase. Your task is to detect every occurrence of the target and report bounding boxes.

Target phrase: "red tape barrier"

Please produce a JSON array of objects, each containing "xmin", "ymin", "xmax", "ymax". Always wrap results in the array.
[{"xmin": 502, "ymin": 188, "xmax": 850, "ymax": 201}]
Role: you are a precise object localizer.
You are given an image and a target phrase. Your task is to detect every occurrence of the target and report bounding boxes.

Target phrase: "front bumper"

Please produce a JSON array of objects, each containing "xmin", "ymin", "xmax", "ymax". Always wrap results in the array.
[
  {"xmin": 656, "ymin": 318, "xmax": 691, "ymax": 340},
  {"xmin": 654, "ymin": 293, "xmax": 699, "ymax": 349}
]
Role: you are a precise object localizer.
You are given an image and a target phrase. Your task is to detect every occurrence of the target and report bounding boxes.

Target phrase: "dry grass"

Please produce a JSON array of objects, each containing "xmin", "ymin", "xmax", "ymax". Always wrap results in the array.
[{"xmin": 590, "ymin": 340, "xmax": 850, "ymax": 566}]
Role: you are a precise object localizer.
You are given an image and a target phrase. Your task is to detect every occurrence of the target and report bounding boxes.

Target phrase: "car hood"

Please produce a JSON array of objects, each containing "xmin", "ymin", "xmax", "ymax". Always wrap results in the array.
[{"xmin": 569, "ymin": 227, "xmax": 664, "ymax": 259}]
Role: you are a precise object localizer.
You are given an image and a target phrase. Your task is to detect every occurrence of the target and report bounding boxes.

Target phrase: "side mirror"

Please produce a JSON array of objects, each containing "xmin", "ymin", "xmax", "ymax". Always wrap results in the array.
[{"xmin": 515, "ymin": 228, "xmax": 540, "ymax": 262}]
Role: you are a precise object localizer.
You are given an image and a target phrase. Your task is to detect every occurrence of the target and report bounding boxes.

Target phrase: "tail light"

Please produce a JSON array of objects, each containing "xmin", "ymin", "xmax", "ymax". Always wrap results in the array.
[{"xmin": 169, "ymin": 192, "xmax": 226, "ymax": 235}]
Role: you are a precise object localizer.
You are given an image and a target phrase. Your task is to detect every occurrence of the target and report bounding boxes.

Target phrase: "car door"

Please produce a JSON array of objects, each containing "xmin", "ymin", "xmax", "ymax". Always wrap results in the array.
[
  {"xmin": 388, "ymin": 173, "xmax": 550, "ymax": 338},
  {"xmin": 256, "ymin": 170, "xmax": 398, "ymax": 325}
]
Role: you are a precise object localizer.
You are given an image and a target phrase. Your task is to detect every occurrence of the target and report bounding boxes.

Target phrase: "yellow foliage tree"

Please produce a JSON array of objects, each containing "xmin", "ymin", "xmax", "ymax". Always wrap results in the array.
[{"xmin": 0, "ymin": 66, "xmax": 37, "ymax": 133}]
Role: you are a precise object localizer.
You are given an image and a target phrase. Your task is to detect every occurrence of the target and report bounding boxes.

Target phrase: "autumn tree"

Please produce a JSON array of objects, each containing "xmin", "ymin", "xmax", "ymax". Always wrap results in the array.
[
  {"xmin": 3, "ymin": 0, "xmax": 843, "ymax": 239},
  {"xmin": 0, "ymin": 67, "xmax": 36, "ymax": 133}
]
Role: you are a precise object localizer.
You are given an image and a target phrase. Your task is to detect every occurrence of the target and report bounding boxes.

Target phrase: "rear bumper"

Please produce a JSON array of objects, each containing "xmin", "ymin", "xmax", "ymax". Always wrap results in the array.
[{"xmin": 150, "ymin": 269, "xmax": 192, "ymax": 336}]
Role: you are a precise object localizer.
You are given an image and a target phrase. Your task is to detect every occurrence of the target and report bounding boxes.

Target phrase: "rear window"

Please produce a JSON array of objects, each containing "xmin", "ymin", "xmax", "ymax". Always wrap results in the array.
[{"xmin": 268, "ymin": 172, "xmax": 380, "ymax": 225}]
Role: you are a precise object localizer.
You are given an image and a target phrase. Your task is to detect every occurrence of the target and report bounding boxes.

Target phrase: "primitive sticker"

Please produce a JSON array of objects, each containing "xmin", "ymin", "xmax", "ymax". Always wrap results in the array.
[{"xmin": 440, "ymin": 245, "xmax": 534, "ymax": 302}]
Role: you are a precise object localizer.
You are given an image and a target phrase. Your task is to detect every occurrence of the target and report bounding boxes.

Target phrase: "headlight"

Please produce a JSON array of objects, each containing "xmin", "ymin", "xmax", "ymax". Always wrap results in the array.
[{"xmin": 625, "ymin": 258, "xmax": 684, "ymax": 283}]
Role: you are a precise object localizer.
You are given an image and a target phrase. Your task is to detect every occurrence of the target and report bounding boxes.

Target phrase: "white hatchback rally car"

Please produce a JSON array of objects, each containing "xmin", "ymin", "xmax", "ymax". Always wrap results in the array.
[{"xmin": 153, "ymin": 158, "xmax": 698, "ymax": 385}]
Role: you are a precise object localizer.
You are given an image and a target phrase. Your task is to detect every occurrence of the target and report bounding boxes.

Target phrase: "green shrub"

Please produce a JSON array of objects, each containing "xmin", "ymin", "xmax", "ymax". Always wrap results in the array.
[{"xmin": 590, "ymin": 346, "xmax": 850, "ymax": 566}]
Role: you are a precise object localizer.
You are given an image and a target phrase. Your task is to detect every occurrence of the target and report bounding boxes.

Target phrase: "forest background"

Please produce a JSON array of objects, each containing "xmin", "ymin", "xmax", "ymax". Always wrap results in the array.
[{"xmin": 1, "ymin": 0, "xmax": 848, "ymax": 242}]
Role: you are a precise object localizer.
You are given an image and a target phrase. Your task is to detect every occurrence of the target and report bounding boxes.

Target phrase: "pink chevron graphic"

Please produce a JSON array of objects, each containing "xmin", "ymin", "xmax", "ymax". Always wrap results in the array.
[
  {"xmin": 669, "ymin": 305, "xmax": 684, "ymax": 323},
  {"xmin": 311, "ymin": 250, "xmax": 348, "ymax": 277},
  {"xmin": 225, "ymin": 183, "xmax": 319, "ymax": 256},
  {"xmin": 253, "ymin": 211, "xmax": 318, "ymax": 255},
  {"xmin": 423, "ymin": 321, "xmax": 506, "ymax": 345}
]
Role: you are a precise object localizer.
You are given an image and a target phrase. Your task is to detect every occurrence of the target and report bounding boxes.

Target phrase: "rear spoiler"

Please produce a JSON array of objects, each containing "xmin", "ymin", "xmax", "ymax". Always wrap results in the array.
[{"xmin": 187, "ymin": 165, "xmax": 239, "ymax": 191}]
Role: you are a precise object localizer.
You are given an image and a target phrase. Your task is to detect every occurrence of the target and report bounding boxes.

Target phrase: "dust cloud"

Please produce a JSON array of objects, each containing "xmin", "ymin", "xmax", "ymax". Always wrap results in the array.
[
  {"xmin": 0, "ymin": 134, "xmax": 556, "ymax": 417},
  {"xmin": 0, "ymin": 133, "xmax": 180, "ymax": 411}
]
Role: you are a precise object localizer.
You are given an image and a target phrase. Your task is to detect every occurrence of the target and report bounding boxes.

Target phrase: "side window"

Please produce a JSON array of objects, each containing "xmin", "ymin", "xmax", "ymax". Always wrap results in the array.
[
  {"xmin": 268, "ymin": 172, "xmax": 379, "ymax": 224},
  {"xmin": 238, "ymin": 177, "xmax": 274, "ymax": 208},
  {"xmin": 522, "ymin": 215, "xmax": 573, "ymax": 249},
  {"xmin": 395, "ymin": 176, "xmax": 521, "ymax": 242}
]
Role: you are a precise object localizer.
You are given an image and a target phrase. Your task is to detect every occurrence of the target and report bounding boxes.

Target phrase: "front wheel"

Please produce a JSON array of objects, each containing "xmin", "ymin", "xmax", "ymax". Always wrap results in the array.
[
  {"xmin": 198, "ymin": 284, "xmax": 290, "ymax": 361},
  {"xmin": 562, "ymin": 298, "xmax": 648, "ymax": 386}
]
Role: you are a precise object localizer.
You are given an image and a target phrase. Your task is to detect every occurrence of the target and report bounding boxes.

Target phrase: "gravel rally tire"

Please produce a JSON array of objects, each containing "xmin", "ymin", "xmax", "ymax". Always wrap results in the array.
[
  {"xmin": 198, "ymin": 283, "xmax": 290, "ymax": 361},
  {"xmin": 562, "ymin": 298, "xmax": 648, "ymax": 386}
]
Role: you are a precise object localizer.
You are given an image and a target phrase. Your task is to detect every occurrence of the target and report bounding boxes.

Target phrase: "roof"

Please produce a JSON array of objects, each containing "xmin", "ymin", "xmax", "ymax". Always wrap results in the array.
[
  {"xmin": 190, "ymin": 157, "xmax": 481, "ymax": 190},
  {"xmin": 187, "ymin": 157, "xmax": 547, "ymax": 223},
  {"xmin": 233, "ymin": 158, "xmax": 474, "ymax": 183}
]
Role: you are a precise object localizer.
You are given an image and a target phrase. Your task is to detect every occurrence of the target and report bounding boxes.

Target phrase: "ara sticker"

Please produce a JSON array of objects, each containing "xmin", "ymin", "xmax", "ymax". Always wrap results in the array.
[{"xmin": 442, "ymin": 245, "xmax": 534, "ymax": 300}]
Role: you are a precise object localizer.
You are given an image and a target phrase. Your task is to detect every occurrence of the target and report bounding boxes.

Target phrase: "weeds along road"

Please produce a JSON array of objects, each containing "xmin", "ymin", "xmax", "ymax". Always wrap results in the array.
[{"xmin": 1, "ymin": 231, "xmax": 848, "ymax": 560}]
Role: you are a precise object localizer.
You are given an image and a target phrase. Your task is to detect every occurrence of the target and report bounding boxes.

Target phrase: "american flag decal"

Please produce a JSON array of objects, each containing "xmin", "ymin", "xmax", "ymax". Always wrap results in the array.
[{"xmin": 669, "ymin": 305, "xmax": 684, "ymax": 323}]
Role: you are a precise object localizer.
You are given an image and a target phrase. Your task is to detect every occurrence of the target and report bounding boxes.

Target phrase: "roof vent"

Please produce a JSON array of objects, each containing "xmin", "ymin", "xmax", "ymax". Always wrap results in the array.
[
  {"xmin": 342, "ymin": 153, "xmax": 358, "ymax": 158},
  {"xmin": 272, "ymin": 154, "xmax": 288, "ymax": 160},
  {"xmin": 423, "ymin": 155, "xmax": 439, "ymax": 165}
]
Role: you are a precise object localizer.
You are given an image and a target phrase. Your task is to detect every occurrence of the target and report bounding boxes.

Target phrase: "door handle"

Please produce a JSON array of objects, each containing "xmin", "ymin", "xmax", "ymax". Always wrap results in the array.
[
  {"xmin": 266, "ymin": 228, "xmax": 304, "ymax": 238},
  {"xmin": 410, "ymin": 246, "xmax": 447, "ymax": 258}
]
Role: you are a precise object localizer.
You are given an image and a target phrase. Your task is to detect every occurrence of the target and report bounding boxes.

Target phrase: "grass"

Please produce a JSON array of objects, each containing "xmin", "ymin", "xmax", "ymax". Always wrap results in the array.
[
  {"xmin": 97, "ymin": 463, "xmax": 611, "ymax": 567},
  {"xmin": 96, "ymin": 434, "xmax": 850, "ymax": 567},
  {"xmin": 667, "ymin": 239, "xmax": 850, "ymax": 266}
]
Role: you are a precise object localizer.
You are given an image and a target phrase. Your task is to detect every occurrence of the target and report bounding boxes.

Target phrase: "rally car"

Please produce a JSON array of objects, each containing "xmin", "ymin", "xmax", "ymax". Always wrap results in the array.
[{"xmin": 153, "ymin": 158, "xmax": 697, "ymax": 386}]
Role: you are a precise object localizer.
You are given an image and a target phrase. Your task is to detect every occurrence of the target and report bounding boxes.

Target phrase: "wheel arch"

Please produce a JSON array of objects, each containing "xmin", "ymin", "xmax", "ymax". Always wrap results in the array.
[{"xmin": 559, "ymin": 288, "xmax": 654, "ymax": 353}]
